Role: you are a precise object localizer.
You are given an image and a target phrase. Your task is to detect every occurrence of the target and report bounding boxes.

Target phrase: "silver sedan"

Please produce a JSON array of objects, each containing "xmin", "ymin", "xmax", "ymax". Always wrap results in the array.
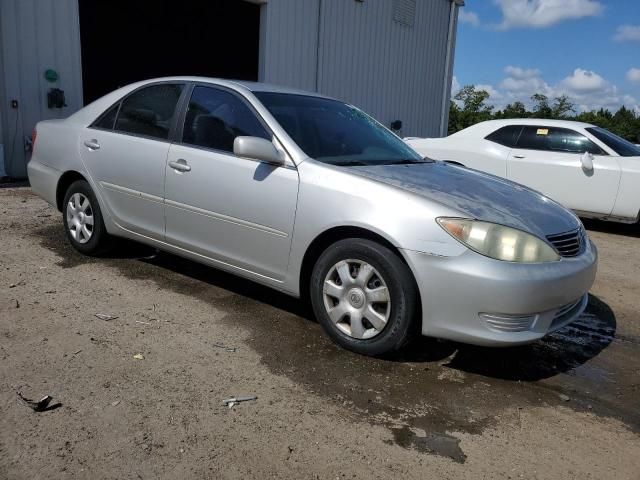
[{"xmin": 28, "ymin": 77, "xmax": 597, "ymax": 356}]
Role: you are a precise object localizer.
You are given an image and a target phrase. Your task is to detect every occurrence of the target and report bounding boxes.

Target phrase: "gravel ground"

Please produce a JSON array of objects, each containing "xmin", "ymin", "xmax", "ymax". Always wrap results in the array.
[{"xmin": 1, "ymin": 187, "xmax": 639, "ymax": 479}]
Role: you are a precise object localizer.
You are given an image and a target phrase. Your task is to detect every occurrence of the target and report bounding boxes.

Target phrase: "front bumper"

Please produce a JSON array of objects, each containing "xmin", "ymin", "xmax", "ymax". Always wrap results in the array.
[{"xmin": 402, "ymin": 240, "xmax": 598, "ymax": 346}]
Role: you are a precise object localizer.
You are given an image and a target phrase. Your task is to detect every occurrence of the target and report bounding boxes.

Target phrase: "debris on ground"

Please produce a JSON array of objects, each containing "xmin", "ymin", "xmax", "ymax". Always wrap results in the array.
[
  {"xmin": 95, "ymin": 313, "xmax": 118, "ymax": 321},
  {"xmin": 8, "ymin": 280, "xmax": 25, "ymax": 288},
  {"xmin": 111, "ymin": 400, "xmax": 121, "ymax": 407},
  {"xmin": 559, "ymin": 394, "xmax": 571, "ymax": 402},
  {"xmin": 133, "ymin": 353, "xmax": 145, "ymax": 360},
  {"xmin": 17, "ymin": 392, "xmax": 55, "ymax": 412},
  {"xmin": 223, "ymin": 395, "xmax": 257, "ymax": 408},
  {"xmin": 73, "ymin": 349, "xmax": 83, "ymax": 355},
  {"xmin": 212, "ymin": 342, "xmax": 237, "ymax": 353}
]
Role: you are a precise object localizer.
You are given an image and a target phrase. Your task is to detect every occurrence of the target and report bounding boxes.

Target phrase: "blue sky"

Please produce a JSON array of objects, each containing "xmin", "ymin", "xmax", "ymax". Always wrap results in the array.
[{"xmin": 453, "ymin": 0, "xmax": 640, "ymax": 112}]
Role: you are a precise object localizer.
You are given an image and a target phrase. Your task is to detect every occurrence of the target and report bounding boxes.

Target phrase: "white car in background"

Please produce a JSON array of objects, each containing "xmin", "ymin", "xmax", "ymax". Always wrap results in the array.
[{"xmin": 406, "ymin": 119, "xmax": 640, "ymax": 223}]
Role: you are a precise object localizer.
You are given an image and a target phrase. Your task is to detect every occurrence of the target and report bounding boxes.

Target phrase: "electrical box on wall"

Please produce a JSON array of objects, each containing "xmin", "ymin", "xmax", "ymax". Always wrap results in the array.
[{"xmin": 47, "ymin": 88, "xmax": 67, "ymax": 109}]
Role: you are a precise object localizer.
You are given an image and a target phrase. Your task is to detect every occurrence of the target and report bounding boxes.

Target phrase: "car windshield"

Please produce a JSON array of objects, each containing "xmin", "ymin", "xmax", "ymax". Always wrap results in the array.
[
  {"xmin": 254, "ymin": 92, "xmax": 424, "ymax": 166},
  {"xmin": 585, "ymin": 127, "xmax": 640, "ymax": 157}
]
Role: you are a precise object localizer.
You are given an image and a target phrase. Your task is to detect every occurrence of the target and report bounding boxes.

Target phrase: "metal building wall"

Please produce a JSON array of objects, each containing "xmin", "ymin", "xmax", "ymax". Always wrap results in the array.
[
  {"xmin": 260, "ymin": 0, "xmax": 456, "ymax": 138},
  {"xmin": 0, "ymin": 0, "xmax": 456, "ymax": 176},
  {"xmin": 258, "ymin": 0, "xmax": 320, "ymax": 92},
  {"xmin": 0, "ymin": 0, "xmax": 83, "ymax": 177}
]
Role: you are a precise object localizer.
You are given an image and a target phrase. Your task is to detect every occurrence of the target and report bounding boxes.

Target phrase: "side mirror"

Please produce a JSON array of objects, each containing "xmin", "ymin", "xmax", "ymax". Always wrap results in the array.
[
  {"xmin": 233, "ymin": 136, "xmax": 284, "ymax": 166},
  {"xmin": 580, "ymin": 151, "xmax": 594, "ymax": 171}
]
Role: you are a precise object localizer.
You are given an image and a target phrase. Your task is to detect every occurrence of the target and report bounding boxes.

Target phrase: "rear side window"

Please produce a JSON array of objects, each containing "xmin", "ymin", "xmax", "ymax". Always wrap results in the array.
[
  {"xmin": 114, "ymin": 84, "xmax": 184, "ymax": 140},
  {"xmin": 517, "ymin": 126, "xmax": 605, "ymax": 155},
  {"xmin": 182, "ymin": 86, "xmax": 270, "ymax": 153},
  {"xmin": 92, "ymin": 103, "xmax": 120, "ymax": 130},
  {"xmin": 485, "ymin": 125, "xmax": 523, "ymax": 147}
]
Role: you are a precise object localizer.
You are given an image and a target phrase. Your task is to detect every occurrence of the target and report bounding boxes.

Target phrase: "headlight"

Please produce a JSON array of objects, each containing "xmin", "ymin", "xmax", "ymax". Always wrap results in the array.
[{"xmin": 437, "ymin": 218, "xmax": 560, "ymax": 263}]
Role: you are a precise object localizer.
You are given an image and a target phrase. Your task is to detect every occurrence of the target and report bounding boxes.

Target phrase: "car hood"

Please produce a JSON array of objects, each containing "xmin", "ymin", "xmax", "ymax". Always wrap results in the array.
[{"xmin": 350, "ymin": 162, "xmax": 581, "ymax": 238}]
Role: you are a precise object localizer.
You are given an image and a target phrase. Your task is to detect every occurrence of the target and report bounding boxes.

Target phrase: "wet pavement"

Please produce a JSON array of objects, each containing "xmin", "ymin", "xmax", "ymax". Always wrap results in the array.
[{"xmin": 34, "ymin": 222, "xmax": 640, "ymax": 462}]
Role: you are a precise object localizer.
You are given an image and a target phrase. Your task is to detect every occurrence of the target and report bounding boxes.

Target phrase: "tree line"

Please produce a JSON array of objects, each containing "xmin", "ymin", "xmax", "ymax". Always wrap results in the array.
[{"xmin": 448, "ymin": 85, "xmax": 640, "ymax": 143}]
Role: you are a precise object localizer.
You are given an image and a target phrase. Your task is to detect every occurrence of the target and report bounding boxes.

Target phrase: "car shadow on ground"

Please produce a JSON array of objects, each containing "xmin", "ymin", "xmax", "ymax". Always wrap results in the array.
[
  {"xmin": 119, "ymin": 240, "xmax": 619, "ymax": 383},
  {"xmin": 37, "ymin": 225, "xmax": 617, "ymax": 384},
  {"xmin": 390, "ymin": 295, "xmax": 616, "ymax": 382},
  {"xmin": 582, "ymin": 218, "xmax": 640, "ymax": 238}
]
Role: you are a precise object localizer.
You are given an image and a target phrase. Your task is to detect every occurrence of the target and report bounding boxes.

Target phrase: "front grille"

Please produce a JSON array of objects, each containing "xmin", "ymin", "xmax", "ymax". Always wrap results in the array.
[{"xmin": 546, "ymin": 228, "xmax": 585, "ymax": 257}]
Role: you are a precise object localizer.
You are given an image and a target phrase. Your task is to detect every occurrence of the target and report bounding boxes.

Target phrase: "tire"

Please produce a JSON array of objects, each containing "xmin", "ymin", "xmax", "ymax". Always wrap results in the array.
[
  {"xmin": 62, "ymin": 179, "xmax": 113, "ymax": 255},
  {"xmin": 310, "ymin": 238, "xmax": 418, "ymax": 356}
]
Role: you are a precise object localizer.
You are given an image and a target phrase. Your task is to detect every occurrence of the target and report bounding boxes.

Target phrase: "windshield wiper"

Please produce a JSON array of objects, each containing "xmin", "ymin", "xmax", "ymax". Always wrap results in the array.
[
  {"xmin": 331, "ymin": 160, "xmax": 371, "ymax": 166},
  {"xmin": 381, "ymin": 159, "xmax": 434, "ymax": 165}
]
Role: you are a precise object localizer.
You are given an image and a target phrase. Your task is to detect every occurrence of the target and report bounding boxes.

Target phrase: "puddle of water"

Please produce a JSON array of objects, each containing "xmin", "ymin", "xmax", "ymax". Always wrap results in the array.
[
  {"xmin": 34, "ymin": 224, "xmax": 640, "ymax": 457},
  {"xmin": 388, "ymin": 426, "xmax": 466, "ymax": 463}
]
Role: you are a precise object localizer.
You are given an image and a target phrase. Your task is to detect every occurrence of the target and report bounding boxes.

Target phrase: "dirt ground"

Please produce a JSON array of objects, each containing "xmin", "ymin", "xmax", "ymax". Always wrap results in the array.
[{"xmin": 1, "ymin": 186, "xmax": 639, "ymax": 479}]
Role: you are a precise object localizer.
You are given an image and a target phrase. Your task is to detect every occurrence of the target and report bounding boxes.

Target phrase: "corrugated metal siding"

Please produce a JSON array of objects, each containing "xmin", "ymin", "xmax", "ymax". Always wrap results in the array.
[
  {"xmin": 316, "ymin": 0, "xmax": 451, "ymax": 137},
  {"xmin": 0, "ymin": 0, "xmax": 83, "ymax": 177},
  {"xmin": 260, "ymin": 0, "xmax": 453, "ymax": 138},
  {"xmin": 259, "ymin": 0, "xmax": 320, "ymax": 91}
]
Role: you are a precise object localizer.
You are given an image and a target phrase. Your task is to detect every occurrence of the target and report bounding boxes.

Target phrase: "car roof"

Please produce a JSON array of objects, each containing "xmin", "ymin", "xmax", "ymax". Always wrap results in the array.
[
  {"xmin": 136, "ymin": 76, "xmax": 330, "ymax": 98},
  {"xmin": 474, "ymin": 118, "xmax": 596, "ymax": 130}
]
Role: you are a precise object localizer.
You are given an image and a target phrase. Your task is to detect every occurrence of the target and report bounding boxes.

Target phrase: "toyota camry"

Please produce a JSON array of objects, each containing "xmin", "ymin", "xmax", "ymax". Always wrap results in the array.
[{"xmin": 28, "ymin": 77, "xmax": 597, "ymax": 356}]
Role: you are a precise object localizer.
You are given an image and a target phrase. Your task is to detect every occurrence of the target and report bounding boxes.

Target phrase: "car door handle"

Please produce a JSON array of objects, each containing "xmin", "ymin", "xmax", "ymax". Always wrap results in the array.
[
  {"xmin": 512, "ymin": 154, "xmax": 526, "ymax": 159},
  {"xmin": 84, "ymin": 139, "xmax": 100, "ymax": 150},
  {"xmin": 168, "ymin": 159, "xmax": 191, "ymax": 173}
]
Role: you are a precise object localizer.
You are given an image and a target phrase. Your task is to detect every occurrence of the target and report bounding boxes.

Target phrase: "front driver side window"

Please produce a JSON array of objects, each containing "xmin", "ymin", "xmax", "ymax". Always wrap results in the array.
[
  {"xmin": 517, "ymin": 126, "xmax": 605, "ymax": 155},
  {"xmin": 114, "ymin": 83, "xmax": 184, "ymax": 140},
  {"xmin": 182, "ymin": 86, "xmax": 271, "ymax": 153}
]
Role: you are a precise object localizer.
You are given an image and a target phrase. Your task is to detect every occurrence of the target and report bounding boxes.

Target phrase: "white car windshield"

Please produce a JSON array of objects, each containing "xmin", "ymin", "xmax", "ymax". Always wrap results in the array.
[
  {"xmin": 586, "ymin": 127, "xmax": 640, "ymax": 157},
  {"xmin": 254, "ymin": 92, "xmax": 425, "ymax": 166}
]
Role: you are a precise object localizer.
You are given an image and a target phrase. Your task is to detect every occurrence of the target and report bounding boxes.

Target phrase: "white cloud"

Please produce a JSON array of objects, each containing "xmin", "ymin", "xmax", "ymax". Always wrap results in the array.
[
  {"xmin": 451, "ymin": 75, "xmax": 461, "ymax": 95},
  {"xmin": 560, "ymin": 68, "xmax": 608, "ymax": 92},
  {"xmin": 614, "ymin": 25, "xmax": 640, "ymax": 42},
  {"xmin": 458, "ymin": 66, "xmax": 640, "ymax": 113},
  {"xmin": 494, "ymin": 0, "xmax": 603, "ymax": 30},
  {"xmin": 459, "ymin": 10, "xmax": 480, "ymax": 26},
  {"xmin": 476, "ymin": 84, "xmax": 503, "ymax": 102},
  {"xmin": 627, "ymin": 68, "xmax": 640, "ymax": 84},
  {"xmin": 504, "ymin": 66, "xmax": 542, "ymax": 79}
]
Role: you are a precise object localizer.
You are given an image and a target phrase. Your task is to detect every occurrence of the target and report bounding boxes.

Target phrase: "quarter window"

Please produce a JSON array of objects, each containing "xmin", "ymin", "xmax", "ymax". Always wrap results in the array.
[
  {"xmin": 92, "ymin": 103, "xmax": 120, "ymax": 130},
  {"xmin": 182, "ymin": 86, "xmax": 270, "ymax": 153},
  {"xmin": 485, "ymin": 125, "xmax": 523, "ymax": 147},
  {"xmin": 517, "ymin": 126, "xmax": 605, "ymax": 155},
  {"xmin": 114, "ymin": 84, "xmax": 184, "ymax": 140}
]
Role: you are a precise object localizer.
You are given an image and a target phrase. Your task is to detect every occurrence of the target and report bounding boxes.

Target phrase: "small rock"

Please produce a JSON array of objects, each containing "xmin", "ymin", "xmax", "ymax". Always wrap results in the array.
[
  {"xmin": 559, "ymin": 394, "xmax": 570, "ymax": 402},
  {"xmin": 133, "ymin": 354, "xmax": 144, "ymax": 360},
  {"xmin": 111, "ymin": 400, "xmax": 120, "ymax": 407}
]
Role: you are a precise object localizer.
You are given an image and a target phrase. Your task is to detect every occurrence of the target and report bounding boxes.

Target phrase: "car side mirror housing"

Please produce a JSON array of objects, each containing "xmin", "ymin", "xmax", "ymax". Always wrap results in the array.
[
  {"xmin": 580, "ymin": 151, "xmax": 594, "ymax": 171},
  {"xmin": 233, "ymin": 136, "xmax": 284, "ymax": 166}
]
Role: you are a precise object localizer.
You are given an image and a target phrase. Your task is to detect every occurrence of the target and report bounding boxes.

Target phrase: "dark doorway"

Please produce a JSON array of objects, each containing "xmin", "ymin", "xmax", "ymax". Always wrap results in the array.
[{"xmin": 78, "ymin": 0, "xmax": 261, "ymax": 104}]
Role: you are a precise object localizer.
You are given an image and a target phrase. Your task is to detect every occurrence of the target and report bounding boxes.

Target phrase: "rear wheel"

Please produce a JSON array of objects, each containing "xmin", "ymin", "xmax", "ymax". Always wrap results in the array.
[
  {"xmin": 62, "ymin": 180, "xmax": 113, "ymax": 255},
  {"xmin": 310, "ymin": 238, "xmax": 418, "ymax": 356}
]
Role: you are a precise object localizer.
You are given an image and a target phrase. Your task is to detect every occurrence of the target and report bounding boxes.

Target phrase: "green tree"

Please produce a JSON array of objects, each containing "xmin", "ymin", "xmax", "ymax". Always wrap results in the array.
[
  {"xmin": 551, "ymin": 95, "xmax": 575, "ymax": 118},
  {"xmin": 531, "ymin": 93, "xmax": 553, "ymax": 118},
  {"xmin": 500, "ymin": 101, "xmax": 528, "ymax": 119},
  {"xmin": 450, "ymin": 85, "xmax": 494, "ymax": 132},
  {"xmin": 447, "ymin": 85, "xmax": 640, "ymax": 142}
]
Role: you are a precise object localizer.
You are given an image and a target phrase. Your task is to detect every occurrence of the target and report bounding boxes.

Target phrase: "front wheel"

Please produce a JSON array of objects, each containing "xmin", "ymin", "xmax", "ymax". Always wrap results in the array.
[
  {"xmin": 310, "ymin": 238, "xmax": 418, "ymax": 356},
  {"xmin": 62, "ymin": 180, "xmax": 113, "ymax": 255}
]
